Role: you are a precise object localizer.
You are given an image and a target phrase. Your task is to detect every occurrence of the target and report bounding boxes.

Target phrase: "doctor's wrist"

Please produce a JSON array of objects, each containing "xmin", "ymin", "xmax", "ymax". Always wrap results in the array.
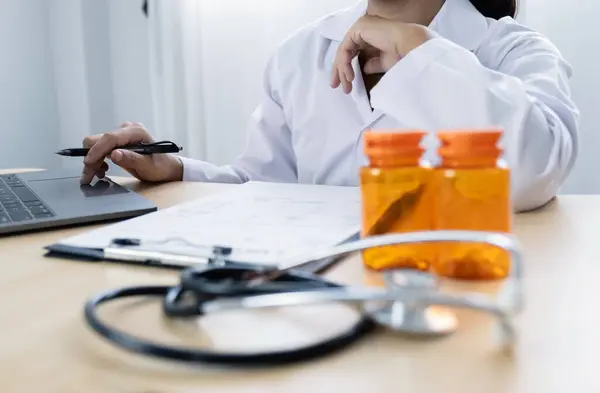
[
  {"xmin": 164, "ymin": 155, "xmax": 184, "ymax": 182},
  {"xmin": 394, "ymin": 24, "xmax": 435, "ymax": 58}
]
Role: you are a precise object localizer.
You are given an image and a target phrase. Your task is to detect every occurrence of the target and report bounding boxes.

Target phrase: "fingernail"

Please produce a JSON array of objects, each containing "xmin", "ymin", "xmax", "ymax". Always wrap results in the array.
[{"xmin": 112, "ymin": 150, "xmax": 124, "ymax": 162}]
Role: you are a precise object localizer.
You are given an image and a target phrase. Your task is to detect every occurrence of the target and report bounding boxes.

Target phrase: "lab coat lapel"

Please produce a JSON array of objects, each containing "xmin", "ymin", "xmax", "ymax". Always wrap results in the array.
[
  {"xmin": 349, "ymin": 57, "xmax": 385, "ymax": 128},
  {"xmin": 319, "ymin": 1, "xmax": 367, "ymax": 42},
  {"xmin": 427, "ymin": 0, "xmax": 490, "ymax": 51},
  {"xmin": 320, "ymin": 2, "xmax": 381, "ymax": 127}
]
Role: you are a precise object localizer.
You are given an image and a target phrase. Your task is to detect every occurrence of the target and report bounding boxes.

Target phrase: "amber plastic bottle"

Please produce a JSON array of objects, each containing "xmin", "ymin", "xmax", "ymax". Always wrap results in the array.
[
  {"xmin": 432, "ymin": 129, "xmax": 512, "ymax": 281},
  {"xmin": 359, "ymin": 130, "xmax": 434, "ymax": 272}
]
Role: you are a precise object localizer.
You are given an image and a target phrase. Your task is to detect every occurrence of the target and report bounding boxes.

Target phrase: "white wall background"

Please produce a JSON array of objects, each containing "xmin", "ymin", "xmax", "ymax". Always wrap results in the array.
[
  {"xmin": 0, "ymin": 0, "xmax": 595, "ymax": 193},
  {"xmin": 0, "ymin": 0, "xmax": 155, "ymax": 172},
  {"xmin": 0, "ymin": 0, "xmax": 60, "ymax": 170},
  {"xmin": 107, "ymin": 0, "xmax": 156, "ymax": 134},
  {"xmin": 522, "ymin": 0, "xmax": 597, "ymax": 194},
  {"xmin": 189, "ymin": 0, "xmax": 360, "ymax": 165}
]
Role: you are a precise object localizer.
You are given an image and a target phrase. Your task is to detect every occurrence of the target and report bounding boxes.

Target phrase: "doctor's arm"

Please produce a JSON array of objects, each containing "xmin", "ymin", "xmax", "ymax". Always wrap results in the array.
[
  {"xmin": 81, "ymin": 56, "xmax": 296, "ymax": 185},
  {"xmin": 179, "ymin": 56, "xmax": 297, "ymax": 183},
  {"xmin": 368, "ymin": 27, "xmax": 579, "ymax": 213}
]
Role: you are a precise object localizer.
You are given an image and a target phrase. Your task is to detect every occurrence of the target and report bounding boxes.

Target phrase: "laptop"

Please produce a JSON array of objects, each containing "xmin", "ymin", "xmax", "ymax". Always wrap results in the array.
[{"xmin": 0, "ymin": 169, "xmax": 157, "ymax": 236}]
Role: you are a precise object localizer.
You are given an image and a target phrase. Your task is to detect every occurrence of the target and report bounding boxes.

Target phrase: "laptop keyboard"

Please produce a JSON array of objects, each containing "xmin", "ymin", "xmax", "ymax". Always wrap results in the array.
[{"xmin": 0, "ymin": 175, "xmax": 55, "ymax": 224}]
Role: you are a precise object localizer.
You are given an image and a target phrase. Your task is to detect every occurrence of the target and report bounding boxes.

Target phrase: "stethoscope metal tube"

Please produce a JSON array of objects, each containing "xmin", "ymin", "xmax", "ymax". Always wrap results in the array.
[
  {"xmin": 286, "ymin": 230, "xmax": 523, "ymax": 313},
  {"xmin": 201, "ymin": 286, "xmax": 515, "ymax": 343},
  {"xmin": 200, "ymin": 230, "xmax": 523, "ymax": 343}
]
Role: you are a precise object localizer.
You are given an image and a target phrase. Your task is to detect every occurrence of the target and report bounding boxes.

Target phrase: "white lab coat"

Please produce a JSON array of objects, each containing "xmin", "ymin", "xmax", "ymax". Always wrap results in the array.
[{"xmin": 180, "ymin": 0, "xmax": 579, "ymax": 213}]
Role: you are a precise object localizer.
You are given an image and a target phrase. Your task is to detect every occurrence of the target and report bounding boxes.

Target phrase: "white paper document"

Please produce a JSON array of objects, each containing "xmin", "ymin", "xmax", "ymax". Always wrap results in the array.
[{"xmin": 57, "ymin": 181, "xmax": 361, "ymax": 266}]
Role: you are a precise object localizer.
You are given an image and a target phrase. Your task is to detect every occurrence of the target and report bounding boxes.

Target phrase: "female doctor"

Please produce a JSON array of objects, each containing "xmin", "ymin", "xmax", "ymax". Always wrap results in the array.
[{"xmin": 81, "ymin": 0, "xmax": 579, "ymax": 212}]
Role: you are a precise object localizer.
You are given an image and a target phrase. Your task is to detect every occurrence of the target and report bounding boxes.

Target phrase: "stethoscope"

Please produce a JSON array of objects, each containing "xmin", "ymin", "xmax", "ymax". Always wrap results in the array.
[{"xmin": 84, "ymin": 230, "xmax": 523, "ymax": 366}]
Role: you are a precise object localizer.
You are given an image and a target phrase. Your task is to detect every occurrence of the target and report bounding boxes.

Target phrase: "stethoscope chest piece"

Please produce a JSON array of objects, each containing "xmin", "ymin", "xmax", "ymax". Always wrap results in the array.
[
  {"xmin": 369, "ymin": 302, "xmax": 458, "ymax": 337},
  {"xmin": 367, "ymin": 269, "xmax": 458, "ymax": 337}
]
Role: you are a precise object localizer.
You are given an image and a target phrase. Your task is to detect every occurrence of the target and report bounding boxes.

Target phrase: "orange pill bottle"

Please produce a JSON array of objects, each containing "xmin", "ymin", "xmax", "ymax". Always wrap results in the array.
[
  {"xmin": 432, "ymin": 129, "xmax": 512, "ymax": 280},
  {"xmin": 359, "ymin": 130, "xmax": 434, "ymax": 272}
]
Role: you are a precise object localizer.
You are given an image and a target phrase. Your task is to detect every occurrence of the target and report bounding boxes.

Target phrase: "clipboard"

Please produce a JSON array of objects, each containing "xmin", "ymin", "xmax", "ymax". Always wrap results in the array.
[{"xmin": 44, "ymin": 182, "xmax": 362, "ymax": 270}]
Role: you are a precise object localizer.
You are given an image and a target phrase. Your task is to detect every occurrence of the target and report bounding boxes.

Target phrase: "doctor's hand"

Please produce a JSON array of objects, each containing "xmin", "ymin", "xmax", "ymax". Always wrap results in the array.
[
  {"xmin": 330, "ymin": 15, "xmax": 434, "ymax": 94},
  {"xmin": 80, "ymin": 122, "xmax": 184, "ymax": 185}
]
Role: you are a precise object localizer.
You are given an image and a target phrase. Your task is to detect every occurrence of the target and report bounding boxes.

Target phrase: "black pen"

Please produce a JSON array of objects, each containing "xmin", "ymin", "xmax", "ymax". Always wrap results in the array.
[{"xmin": 56, "ymin": 141, "xmax": 183, "ymax": 157}]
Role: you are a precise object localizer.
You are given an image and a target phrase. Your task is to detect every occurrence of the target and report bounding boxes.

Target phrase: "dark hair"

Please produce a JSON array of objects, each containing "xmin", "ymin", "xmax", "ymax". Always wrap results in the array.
[{"xmin": 469, "ymin": 0, "xmax": 517, "ymax": 19}]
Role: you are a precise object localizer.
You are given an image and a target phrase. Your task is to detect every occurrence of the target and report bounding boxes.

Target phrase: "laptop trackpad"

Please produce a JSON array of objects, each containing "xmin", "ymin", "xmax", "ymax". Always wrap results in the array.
[
  {"xmin": 30, "ymin": 178, "xmax": 129, "ymax": 201},
  {"xmin": 80, "ymin": 179, "xmax": 129, "ymax": 197}
]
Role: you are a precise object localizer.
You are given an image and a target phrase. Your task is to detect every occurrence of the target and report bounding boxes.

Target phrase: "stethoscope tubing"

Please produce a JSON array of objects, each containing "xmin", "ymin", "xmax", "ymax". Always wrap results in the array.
[{"xmin": 83, "ymin": 277, "xmax": 377, "ymax": 366}]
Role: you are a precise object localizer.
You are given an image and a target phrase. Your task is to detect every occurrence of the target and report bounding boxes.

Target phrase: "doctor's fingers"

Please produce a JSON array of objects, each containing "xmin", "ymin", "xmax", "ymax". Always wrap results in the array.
[
  {"xmin": 120, "ymin": 121, "xmax": 145, "ymax": 128},
  {"xmin": 80, "ymin": 148, "xmax": 150, "ymax": 184},
  {"xmin": 362, "ymin": 57, "xmax": 386, "ymax": 75},
  {"xmin": 330, "ymin": 66, "xmax": 354, "ymax": 94},
  {"xmin": 331, "ymin": 50, "xmax": 357, "ymax": 94},
  {"xmin": 81, "ymin": 162, "xmax": 109, "ymax": 185},
  {"xmin": 108, "ymin": 149, "xmax": 151, "ymax": 179},
  {"xmin": 83, "ymin": 126, "xmax": 153, "ymax": 167},
  {"xmin": 332, "ymin": 32, "xmax": 372, "ymax": 94},
  {"xmin": 93, "ymin": 162, "xmax": 110, "ymax": 179},
  {"xmin": 82, "ymin": 122, "xmax": 148, "ymax": 148}
]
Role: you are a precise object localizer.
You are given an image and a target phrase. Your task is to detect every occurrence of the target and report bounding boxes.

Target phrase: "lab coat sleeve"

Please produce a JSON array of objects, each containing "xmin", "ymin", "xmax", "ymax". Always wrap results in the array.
[
  {"xmin": 369, "ymin": 25, "xmax": 580, "ymax": 213},
  {"xmin": 179, "ymin": 55, "xmax": 297, "ymax": 183}
]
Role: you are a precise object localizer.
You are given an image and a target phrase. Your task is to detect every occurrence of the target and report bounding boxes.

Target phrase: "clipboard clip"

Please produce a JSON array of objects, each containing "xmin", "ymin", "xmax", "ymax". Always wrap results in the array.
[{"xmin": 108, "ymin": 238, "xmax": 249, "ymax": 269}]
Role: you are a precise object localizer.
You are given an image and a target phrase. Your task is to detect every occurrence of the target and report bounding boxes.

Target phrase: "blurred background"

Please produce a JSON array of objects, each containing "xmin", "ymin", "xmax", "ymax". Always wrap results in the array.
[{"xmin": 0, "ymin": 0, "xmax": 594, "ymax": 193}]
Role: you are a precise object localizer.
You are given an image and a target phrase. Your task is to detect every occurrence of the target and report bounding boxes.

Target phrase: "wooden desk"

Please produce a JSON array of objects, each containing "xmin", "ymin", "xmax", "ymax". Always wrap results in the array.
[{"xmin": 0, "ymin": 171, "xmax": 598, "ymax": 393}]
